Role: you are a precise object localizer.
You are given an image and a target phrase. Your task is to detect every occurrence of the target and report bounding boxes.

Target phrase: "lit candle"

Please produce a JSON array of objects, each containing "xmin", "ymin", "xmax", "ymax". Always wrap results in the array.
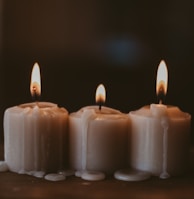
[
  {"xmin": 3, "ymin": 63, "xmax": 69, "ymax": 178},
  {"xmin": 69, "ymin": 84, "xmax": 129, "ymax": 181},
  {"xmin": 128, "ymin": 60, "xmax": 191, "ymax": 178}
]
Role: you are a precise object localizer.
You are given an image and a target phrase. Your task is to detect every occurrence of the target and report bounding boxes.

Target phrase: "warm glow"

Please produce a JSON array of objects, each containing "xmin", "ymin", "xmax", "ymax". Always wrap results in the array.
[
  {"xmin": 95, "ymin": 84, "xmax": 106, "ymax": 104},
  {"xmin": 30, "ymin": 62, "xmax": 41, "ymax": 97},
  {"xmin": 156, "ymin": 60, "xmax": 168, "ymax": 98}
]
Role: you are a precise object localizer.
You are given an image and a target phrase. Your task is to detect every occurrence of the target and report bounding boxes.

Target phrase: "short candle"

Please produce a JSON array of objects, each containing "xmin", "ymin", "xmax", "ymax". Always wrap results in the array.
[
  {"xmin": 128, "ymin": 60, "xmax": 191, "ymax": 178},
  {"xmin": 69, "ymin": 84, "xmax": 129, "ymax": 180},
  {"xmin": 3, "ymin": 63, "xmax": 69, "ymax": 175}
]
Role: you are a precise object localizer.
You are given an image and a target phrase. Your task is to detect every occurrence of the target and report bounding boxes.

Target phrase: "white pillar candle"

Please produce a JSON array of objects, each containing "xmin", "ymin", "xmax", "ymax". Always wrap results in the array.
[
  {"xmin": 4, "ymin": 102, "xmax": 68, "ymax": 174},
  {"xmin": 69, "ymin": 84, "xmax": 129, "ymax": 178},
  {"xmin": 128, "ymin": 60, "xmax": 191, "ymax": 178},
  {"xmin": 69, "ymin": 105, "xmax": 128, "ymax": 175},
  {"xmin": 129, "ymin": 104, "xmax": 191, "ymax": 177},
  {"xmin": 3, "ymin": 63, "xmax": 69, "ymax": 175}
]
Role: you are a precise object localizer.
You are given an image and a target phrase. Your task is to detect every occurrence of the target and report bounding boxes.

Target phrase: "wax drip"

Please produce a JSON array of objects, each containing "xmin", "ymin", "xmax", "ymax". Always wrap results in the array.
[
  {"xmin": 114, "ymin": 168, "xmax": 151, "ymax": 182},
  {"xmin": 0, "ymin": 161, "xmax": 8, "ymax": 172},
  {"xmin": 44, "ymin": 173, "xmax": 66, "ymax": 181},
  {"xmin": 4, "ymin": 168, "xmax": 74, "ymax": 181},
  {"xmin": 33, "ymin": 106, "xmax": 43, "ymax": 171},
  {"xmin": 27, "ymin": 170, "xmax": 45, "ymax": 178},
  {"xmin": 160, "ymin": 118, "xmax": 170, "ymax": 179},
  {"xmin": 21, "ymin": 111, "xmax": 27, "ymax": 173},
  {"xmin": 77, "ymin": 109, "xmax": 106, "ymax": 181},
  {"xmin": 80, "ymin": 109, "xmax": 96, "ymax": 171},
  {"xmin": 19, "ymin": 108, "xmax": 31, "ymax": 173},
  {"xmin": 44, "ymin": 170, "xmax": 75, "ymax": 181}
]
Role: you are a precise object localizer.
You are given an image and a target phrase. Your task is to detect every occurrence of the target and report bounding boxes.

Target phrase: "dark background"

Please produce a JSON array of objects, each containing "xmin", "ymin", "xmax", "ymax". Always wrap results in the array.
[{"xmin": 0, "ymin": 0, "xmax": 194, "ymax": 143}]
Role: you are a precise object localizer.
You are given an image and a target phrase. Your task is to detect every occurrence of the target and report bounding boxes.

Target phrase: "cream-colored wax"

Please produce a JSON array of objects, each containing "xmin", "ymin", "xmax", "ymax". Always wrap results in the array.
[
  {"xmin": 4, "ymin": 102, "xmax": 68, "ymax": 174},
  {"xmin": 129, "ymin": 104, "xmax": 191, "ymax": 177},
  {"xmin": 69, "ymin": 106, "xmax": 129, "ymax": 175}
]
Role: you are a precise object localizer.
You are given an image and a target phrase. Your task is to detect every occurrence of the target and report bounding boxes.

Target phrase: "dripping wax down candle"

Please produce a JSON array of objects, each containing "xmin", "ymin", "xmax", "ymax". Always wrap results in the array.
[
  {"xmin": 69, "ymin": 84, "xmax": 129, "ymax": 180},
  {"xmin": 128, "ymin": 60, "xmax": 191, "ymax": 179},
  {"xmin": 4, "ymin": 63, "xmax": 69, "ymax": 175}
]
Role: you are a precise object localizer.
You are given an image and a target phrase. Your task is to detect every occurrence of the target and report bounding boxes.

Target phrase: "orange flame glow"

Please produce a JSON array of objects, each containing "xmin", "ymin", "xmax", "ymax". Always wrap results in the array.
[
  {"xmin": 95, "ymin": 84, "xmax": 106, "ymax": 104},
  {"xmin": 156, "ymin": 60, "xmax": 168, "ymax": 100},
  {"xmin": 30, "ymin": 62, "xmax": 41, "ymax": 97}
]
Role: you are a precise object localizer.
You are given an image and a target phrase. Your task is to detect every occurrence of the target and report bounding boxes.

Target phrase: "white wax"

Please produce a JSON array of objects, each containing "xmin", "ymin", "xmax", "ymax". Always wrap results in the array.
[
  {"xmin": 4, "ymin": 102, "xmax": 68, "ymax": 174},
  {"xmin": 27, "ymin": 171, "xmax": 45, "ymax": 178},
  {"xmin": 44, "ymin": 173, "xmax": 66, "ymax": 181},
  {"xmin": 114, "ymin": 168, "xmax": 151, "ymax": 181},
  {"xmin": 0, "ymin": 161, "xmax": 8, "ymax": 172},
  {"xmin": 69, "ymin": 106, "xmax": 129, "ymax": 175},
  {"xmin": 129, "ymin": 104, "xmax": 191, "ymax": 177},
  {"xmin": 81, "ymin": 171, "xmax": 105, "ymax": 181}
]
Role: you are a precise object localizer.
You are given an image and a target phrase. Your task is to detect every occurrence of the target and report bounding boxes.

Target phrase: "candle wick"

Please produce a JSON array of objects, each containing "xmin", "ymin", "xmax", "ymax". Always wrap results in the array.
[
  {"xmin": 157, "ymin": 90, "xmax": 165, "ymax": 105},
  {"xmin": 33, "ymin": 93, "xmax": 39, "ymax": 102},
  {"xmin": 99, "ymin": 104, "xmax": 102, "ymax": 111},
  {"xmin": 32, "ymin": 92, "xmax": 40, "ymax": 104}
]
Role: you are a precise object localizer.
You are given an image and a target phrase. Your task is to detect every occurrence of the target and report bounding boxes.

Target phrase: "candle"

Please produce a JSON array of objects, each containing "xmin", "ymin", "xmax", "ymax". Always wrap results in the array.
[
  {"xmin": 3, "ymin": 63, "xmax": 69, "ymax": 177},
  {"xmin": 128, "ymin": 60, "xmax": 191, "ymax": 178},
  {"xmin": 69, "ymin": 84, "xmax": 129, "ymax": 180}
]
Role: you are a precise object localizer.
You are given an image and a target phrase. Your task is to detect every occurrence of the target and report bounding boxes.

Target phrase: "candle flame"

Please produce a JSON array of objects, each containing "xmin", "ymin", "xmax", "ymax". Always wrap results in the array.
[
  {"xmin": 96, "ymin": 84, "xmax": 106, "ymax": 104},
  {"xmin": 30, "ymin": 62, "xmax": 41, "ymax": 97},
  {"xmin": 156, "ymin": 60, "xmax": 168, "ymax": 102}
]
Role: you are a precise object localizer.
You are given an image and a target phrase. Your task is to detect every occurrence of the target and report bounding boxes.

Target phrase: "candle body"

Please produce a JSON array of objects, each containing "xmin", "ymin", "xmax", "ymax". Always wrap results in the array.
[
  {"xmin": 129, "ymin": 105, "xmax": 191, "ymax": 176},
  {"xmin": 69, "ymin": 106, "xmax": 129, "ymax": 175},
  {"xmin": 4, "ymin": 102, "xmax": 68, "ymax": 174}
]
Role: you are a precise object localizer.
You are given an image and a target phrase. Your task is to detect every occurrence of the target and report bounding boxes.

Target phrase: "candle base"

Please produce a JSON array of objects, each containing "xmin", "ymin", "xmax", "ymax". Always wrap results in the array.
[{"xmin": 114, "ymin": 169, "xmax": 151, "ymax": 181}]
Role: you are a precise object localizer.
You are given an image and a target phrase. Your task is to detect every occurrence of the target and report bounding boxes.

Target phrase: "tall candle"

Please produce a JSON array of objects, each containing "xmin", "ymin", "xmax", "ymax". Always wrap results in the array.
[
  {"xmin": 128, "ymin": 60, "xmax": 191, "ymax": 178},
  {"xmin": 69, "ymin": 84, "xmax": 129, "ymax": 180},
  {"xmin": 4, "ymin": 63, "xmax": 69, "ymax": 175}
]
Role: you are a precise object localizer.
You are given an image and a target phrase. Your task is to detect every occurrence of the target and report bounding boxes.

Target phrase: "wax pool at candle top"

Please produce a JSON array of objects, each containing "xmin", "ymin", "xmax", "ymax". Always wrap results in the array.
[
  {"xmin": 129, "ymin": 104, "xmax": 191, "ymax": 177},
  {"xmin": 71, "ymin": 105, "xmax": 122, "ymax": 118},
  {"xmin": 133, "ymin": 105, "xmax": 190, "ymax": 118},
  {"xmin": 4, "ymin": 102, "xmax": 69, "ymax": 175},
  {"xmin": 69, "ymin": 106, "xmax": 129, "ymax": 178}
]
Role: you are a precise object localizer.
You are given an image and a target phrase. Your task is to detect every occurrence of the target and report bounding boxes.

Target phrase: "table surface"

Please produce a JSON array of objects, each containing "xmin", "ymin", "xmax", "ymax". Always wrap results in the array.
[{"xmin": 0, "ymin": 143, "xmax": 194, "ymax": 199}]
